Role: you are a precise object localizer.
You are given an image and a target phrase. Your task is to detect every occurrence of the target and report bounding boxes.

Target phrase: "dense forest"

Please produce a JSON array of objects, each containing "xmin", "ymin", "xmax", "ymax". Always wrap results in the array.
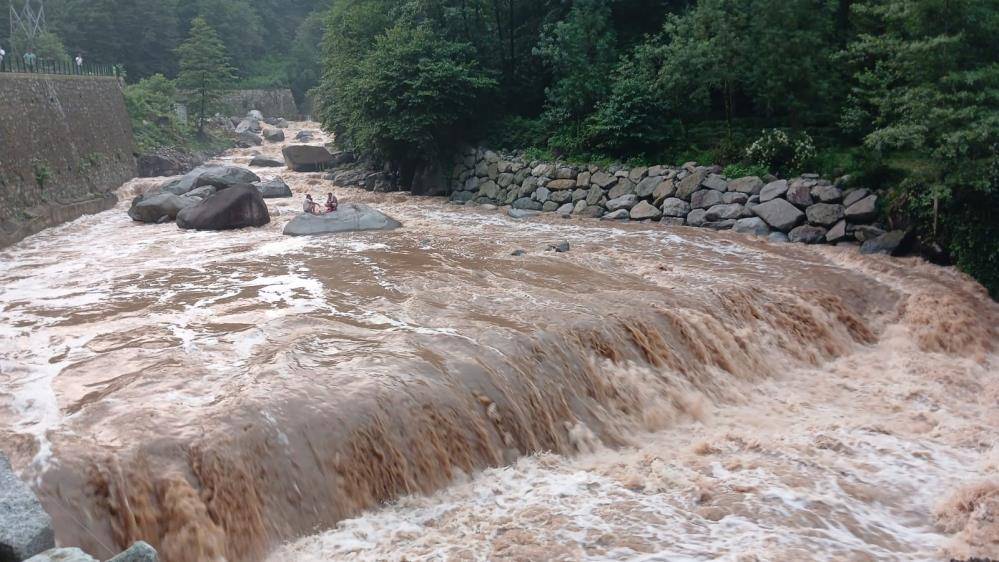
[{"xmin": 1, "ymin": 0, "xmax": 996, "ymax": 294}]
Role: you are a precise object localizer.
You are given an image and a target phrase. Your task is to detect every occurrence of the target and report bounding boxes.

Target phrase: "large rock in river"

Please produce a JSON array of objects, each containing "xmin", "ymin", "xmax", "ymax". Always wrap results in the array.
[
  {"xmin": 176, "ymin": 186, "xmax": 270, "ymax": 231},
  {"xmin": 128, "ymin": 193, "xmax": 197, "ymax": 223},
  {"xmin": 1, "ymin": 453, "xmax": 55, "ymax": 561},
  {"xmin": 282, "ymin": 145, "xmax": 335, "ymax": 172},
  {"xmin": 160, "ymin": 165, "xmax": 260, "ymax": 196},
  {"xmin": 283, "ymin": 203, "xmax": 402, "ymax": 236}
]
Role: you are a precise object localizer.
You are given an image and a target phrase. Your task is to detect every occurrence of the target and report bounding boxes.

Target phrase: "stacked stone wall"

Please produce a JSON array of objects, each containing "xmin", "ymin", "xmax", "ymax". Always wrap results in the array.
[{"xmin": 0, "ymin": 74, "xmax": 137, "ymax": 247}]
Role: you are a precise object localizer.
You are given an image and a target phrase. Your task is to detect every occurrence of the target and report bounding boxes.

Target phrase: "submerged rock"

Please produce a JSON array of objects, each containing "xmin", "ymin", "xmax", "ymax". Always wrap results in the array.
[
  {"xmin": 283, "ymin": 204, "xmax": 402, "ymax": 236},
  {"xmin": 24, "ymin": 548, "xmax": 97, "ymax": 562},
  {"xmin": 177, "ymin": 186, "xmax": 270, "ymax": 231},
  {"xmin": 1, "ymin": 454, "xmax": 54, "ymax": 561},
  {"xmin": 249, "ymin": 156, "xmax": 284, "ymax": 168},
  {"xmin": 107, "ymin": 541, "xmax": 159, "ymax": 562}
]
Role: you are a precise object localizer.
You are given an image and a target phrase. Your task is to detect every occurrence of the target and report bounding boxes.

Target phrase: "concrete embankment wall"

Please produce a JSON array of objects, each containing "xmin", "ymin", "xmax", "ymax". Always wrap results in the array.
[
  {"xmin": 222, "ymin": 89, "xmax": 300, "ymax": 119},
  {"xmin": 0, "ymin": 73, "xmax": 137, "ymax": 247}
]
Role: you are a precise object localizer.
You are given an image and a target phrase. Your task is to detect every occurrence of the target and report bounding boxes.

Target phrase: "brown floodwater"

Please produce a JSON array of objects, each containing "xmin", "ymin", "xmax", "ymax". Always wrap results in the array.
[{"xmin": 1, "ymin": 123, "xmax": 996, "ymax": 562}]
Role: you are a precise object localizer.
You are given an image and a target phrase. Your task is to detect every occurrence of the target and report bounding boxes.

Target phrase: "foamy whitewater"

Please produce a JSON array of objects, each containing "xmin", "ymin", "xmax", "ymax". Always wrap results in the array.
[{"xmin": 0, "ymin": 123, "xmax": 996, "ymax": 562}]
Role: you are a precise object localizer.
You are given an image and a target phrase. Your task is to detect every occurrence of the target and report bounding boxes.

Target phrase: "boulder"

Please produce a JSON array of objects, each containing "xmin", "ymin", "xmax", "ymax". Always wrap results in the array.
[
  {"xmin": 479, "ymin": 180, "xmax": 500, "ymax": 200},
  {"xmin": 759, "ymin": 180, "xmax": 788, "ymax": 203},
  {"xmin": 704, "ymin": 219, "xmax": 737, "ymax": 230},
  {"xmin": 294, "ymin": 130, "xmax": 316, "ymax": 142},
  {"xmin": 590, "ymin": 171, "xmax": 616, "ymax": 189},
  {"xmin": 660, "ymin": 217, "xmax": 685, "ymax": 227},
  {"xmin": 247, "ymin": 110, "xmax": 264, "ymax": 121},
  {"xmin": 702, "ymin": 174, "xmax": 728, "ymax": 192},
  {"xmin": 768, "ymin": 231, "xmax": 790, "ymax": 243},
  {"xmin": 254, "ymin": 179, "xmax": 293, "ymax": 199},
  {"xmin": 705, "ymin": 204, "xmax": 745, "ymax": 221},
  {"xmin": 651, "ymin": 180, "xmax": 676, "ymax": 205},
  {"xmin": 751, "ymin": 199, "xmax": 805, "ymax": 232},
  {"xmin": 284, "ymin": 203, "xmax": 401, "ymax": 236},
  {"xmin": 661, "ymin": 198, "xmax": 691, "ymax": 218},
  {"xmin": 845, "ymin": 195, "xmax": 878, "ymax": 223},
  {"xmin": 630, "ymin": 201, "xmax": 662, "ymax": 220},
  {"xmin": 262, "ymin": 127, "xmax": 285, "ymax": 142},
  {"xmin": 24, "ymin": 548, "xmax": 97, "ymax": 562},
  {"xmin": 606, "ymin": 194, "xmax": 639, "ymax": 211},
  {"xmin": 450, "ymin": 191, "xmax": 475, "ymax": 203},
  {"xmin": 193, "ymin": 165, "xmax": 261, "ymax": 191},
  {"xmin": 576, "ymin": 205, "xmax": 604, "ymax": 218},
  {"xmin": 330, "ymin": 151, "xmax": 356, "ymax": 167},
  {"xmin": 282, "ymin": 145, "xmax": 335, "ymax": 172},
  {"xmin": 508, "ymin": 208, "xmax": 541, "ymax": 219},
  {"xmin": 531, "ymin": 163, "xmax": 555, "ymax": 177},
  {"xmin": 811, "ymin": 184, "xmax": 843, "ymax": 203},
  {"xmin": 635, "ymin": 176, "xmax": 664, "ymax": 198},
  {"xmin": 851, "ymin": 224, "xmax": 886, "ymax": 242},
  {"xmin": 843, "ymin": 188, "xmax": 871, "ymax": 208},
  {"xmin": 860, "ymin": 230, "xmax": 914, "ymax": 256},
  {"xmin": 236, "ymin": 132, "xmax": 263, "ymax": 147},
  {"xmin": 547, "ymin": 179, "xmax": 577, "ymax": 191},
  {"xmin": 786, "ymin": 180, "xmax": 814, "ymax": 207},
  {"xmin": 512, "ymin": 197, "xmax": 543, "ymax": 211},
  {"xmin": 556, "ymin": 203, "xmax": 574, "ymax": 217},
  {"xmin": 585, "ymin": 186, "xmax": 605, "ymax": 207},
  {"xmin": 533, "ymin": 186, "xmax": 551, "ymax": 203},
  {"xmin": 1, "ymin": 454, "xmax": 54, "ymax": 561},
  {"xmin": 608, "ymin": 178, "xmax": 636, "ymax": 200},
  {"xmin": 128, "ymin": 193, "xmax": 197, "ymax": 223},
  {"xmin": 601, "ymin": 209, "xmax": 630, "ymax": 220},
  {"xmin": 108, "ymin": 542, "xmax": 159, "ymax": 562},
  {"xmin": 788, "ymin": 225, "xmax": 828, "ymax": 244},
  {"xmin": 675, "ymin": 169, "xmax": 707, "ymax": 200},
  {"xmin": 686, "ymin": 209, "xmax": 708, "ymax": 227},
  {"xmin": 177, "ymin": 186, "xmax": 270, "ymax": 231},
  {"xmin": 728, "ymin": 176, "xmax": 764, "ymax": 195},
  {"xmin": 826, "ymin": 220, "xmax": 848, "ymax": 243},
  {"xmin": 691, "ymin": 189, "xmax": 723, "ymax": 209},
  {"xmin": 235, "ymin": 118, "xmax": 261, "ymax": 134},
  {"xmin": 576, "ymin": 171, "xmax": 591, "ymax": 187},
  {"xmin": 722, "ymin": 192, "xmax": 749, "ymax": 205},
  {"xmin": 733, "ymin": 217, "xmax": 770, "ymax": 236},
  {"xmin": 805, "ymin": 203, "xmax": 846, "ymax": 227},
  {"xmin": 555, "ymin": 167, "xmax": 577, "ymax": 180},
  {"xmin": 628, "ymin": 167, "xmax": 648, "ymax": 182},
  {"xmin": 249, "ymin": 156, "xmax": 284, "ymax": 168}
]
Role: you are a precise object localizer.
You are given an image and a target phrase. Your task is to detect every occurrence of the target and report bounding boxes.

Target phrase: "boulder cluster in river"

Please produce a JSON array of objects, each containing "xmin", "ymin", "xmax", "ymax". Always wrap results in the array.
[
  {"xmin": 128, "ymin": 164, "xmax": 289, "ymax": 230},
  {"xmin": 442, "ymin": 148, "xmax": 902, "ymax": 253}
]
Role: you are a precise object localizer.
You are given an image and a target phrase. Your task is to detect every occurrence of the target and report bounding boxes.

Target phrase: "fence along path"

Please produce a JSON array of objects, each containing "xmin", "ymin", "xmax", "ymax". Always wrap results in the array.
[{"xmin": 0, "ymin": 57, "xmax": 120, "ymax": 77}]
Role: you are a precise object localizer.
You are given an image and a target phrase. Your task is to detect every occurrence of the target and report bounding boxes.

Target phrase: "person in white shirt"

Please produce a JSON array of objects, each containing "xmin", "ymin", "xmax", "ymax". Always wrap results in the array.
[
  {"xmin": 75, "ymin": 53, "xmax": 83, "ymax": 72},
  {"xmin": 0, "ymin": 46, "xmax": 6, "ymax": 69}
]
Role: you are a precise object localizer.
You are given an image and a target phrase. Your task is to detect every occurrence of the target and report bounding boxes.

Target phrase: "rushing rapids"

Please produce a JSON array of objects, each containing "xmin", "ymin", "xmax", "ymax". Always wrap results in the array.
[{"xmin": 0, "ymin": 124, "xmax": 996, "ymax": 562}]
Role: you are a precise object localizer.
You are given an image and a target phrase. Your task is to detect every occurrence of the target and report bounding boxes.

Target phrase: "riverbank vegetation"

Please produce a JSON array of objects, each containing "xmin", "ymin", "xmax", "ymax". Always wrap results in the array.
[{"xmin": 317, "ymin": 0, "xmax": 997, "ymax": 296}]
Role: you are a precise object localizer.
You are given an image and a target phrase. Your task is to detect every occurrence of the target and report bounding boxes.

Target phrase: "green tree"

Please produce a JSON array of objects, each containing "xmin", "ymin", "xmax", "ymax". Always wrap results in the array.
[
  {"xmin": 175, "ymin": 17, "xmax": 235, "ymax": 132},
  {"xmin": 320, "ymin": 22, "xmax": 496, "ymax": 186},
  {"xmin": 842, "ymin": 0, "xmax": 999, "ymax": 296},
  {"xmin": 534, "ymin": 0, "xmax": 618, "ymax": 153},
  {"xmin": 12, "ymin": 30, "xmax": 70, "ymax": 64}
]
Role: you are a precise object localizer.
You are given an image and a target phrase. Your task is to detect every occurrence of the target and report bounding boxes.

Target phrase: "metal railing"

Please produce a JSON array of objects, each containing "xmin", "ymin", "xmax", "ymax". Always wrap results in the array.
[{"xmin": 0, "ymin": 57, "xmax": 121, "ymax": 77}]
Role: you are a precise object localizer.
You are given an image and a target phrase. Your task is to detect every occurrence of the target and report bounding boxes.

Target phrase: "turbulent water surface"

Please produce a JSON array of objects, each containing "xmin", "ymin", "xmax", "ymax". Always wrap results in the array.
[{"xmin": 1, "ymin": 123, "xmax": 996, "ymax": 562}]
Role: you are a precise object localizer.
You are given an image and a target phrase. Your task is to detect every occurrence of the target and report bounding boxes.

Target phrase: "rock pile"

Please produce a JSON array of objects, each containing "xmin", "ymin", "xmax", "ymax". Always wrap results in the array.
[
  {"xmin": 446, "ymin": 148, "xmax": 890, "ymax": 247},
  {"xmin": 128, "ymin": 165, "xmax": 288, "ymax": 227}
]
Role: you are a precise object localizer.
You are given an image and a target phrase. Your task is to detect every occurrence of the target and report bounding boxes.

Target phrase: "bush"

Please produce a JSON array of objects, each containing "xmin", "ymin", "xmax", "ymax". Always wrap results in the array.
[
  {"xmin": 483, "ymin": 116, "xmax": 549, "ymax": 152},
  {"xmin": 723, "ymin": 163, "xmax": 770, "ymax": 179},
  {"xmin": 745, "ymin": 129, "xmax": 816, "ymax": 176}
]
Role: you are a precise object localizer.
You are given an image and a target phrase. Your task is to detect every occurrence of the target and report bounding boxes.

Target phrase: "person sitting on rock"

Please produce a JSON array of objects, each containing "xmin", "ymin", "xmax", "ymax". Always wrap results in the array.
[
  {"xmin": 304, "ymin": 194, "xmax": 321, "ymax": 215},
  {"xmin": 325, "ymin": 192, "xmax": 339, "ymax": 214}
]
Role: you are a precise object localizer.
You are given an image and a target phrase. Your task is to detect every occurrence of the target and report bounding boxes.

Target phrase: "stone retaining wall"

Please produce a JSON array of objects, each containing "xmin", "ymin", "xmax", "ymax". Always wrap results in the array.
[
  {"xmin": 446, "ymin": 148, "xmax": 887, "ymax": 246},
  {"xmin": 0, "ymin": 74, "xmax": 136, "ymax": 247},
  {"xmin": 221, "ymin": 89, "xmax": 300, "ymax": 120}
]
